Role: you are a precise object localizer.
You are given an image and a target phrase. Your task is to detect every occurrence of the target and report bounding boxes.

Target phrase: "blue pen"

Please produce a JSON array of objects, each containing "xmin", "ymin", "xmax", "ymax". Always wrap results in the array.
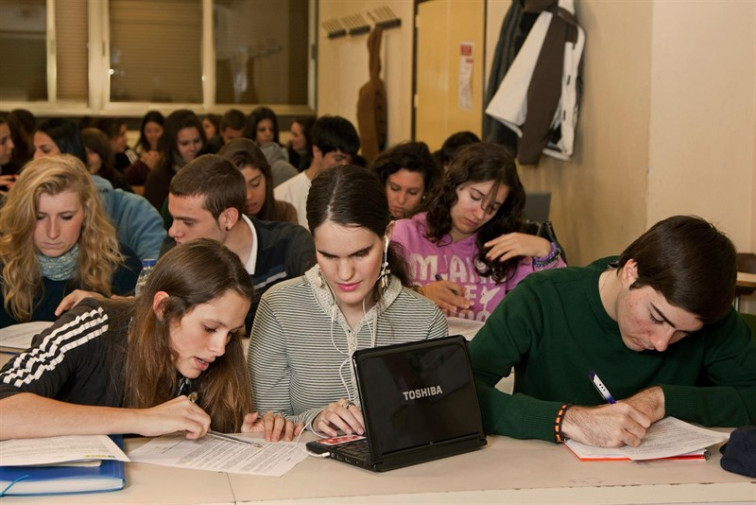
[{"xmin": 589, "ymin": 371, "xmax": 616, "ymax": 404}]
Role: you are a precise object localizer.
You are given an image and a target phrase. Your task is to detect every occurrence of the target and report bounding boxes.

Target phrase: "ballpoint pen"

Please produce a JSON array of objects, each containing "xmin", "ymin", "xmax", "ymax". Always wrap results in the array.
[
  {"xmin": 589, "ymin": 371, "xmax": 616, "ymax": 404},
  {"xmin": 435, "ymin": 273, "xmax": 460, "ymax": 295}
]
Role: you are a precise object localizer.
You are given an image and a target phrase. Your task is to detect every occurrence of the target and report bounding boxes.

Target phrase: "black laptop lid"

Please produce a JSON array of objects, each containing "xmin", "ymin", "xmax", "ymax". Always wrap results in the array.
[{"xmin": 352, "ymin": 336, "xmax": 484, "ymax": 458}]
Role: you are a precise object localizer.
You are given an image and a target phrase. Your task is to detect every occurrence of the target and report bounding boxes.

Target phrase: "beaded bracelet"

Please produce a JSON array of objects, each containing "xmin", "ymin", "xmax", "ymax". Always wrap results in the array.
[
  {"xmin": 554, "ymin": 403, "xmax": 572, "ymax": 443},
  {"xmin": 533, "ymin": 241, "xmax": 559, "ymax": 268}
]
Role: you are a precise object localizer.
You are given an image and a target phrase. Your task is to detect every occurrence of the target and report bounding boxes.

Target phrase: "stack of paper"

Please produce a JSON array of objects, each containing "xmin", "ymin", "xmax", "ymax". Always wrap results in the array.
[
  {"xmin": 0, "ymin": 435, "xmax": 128, "ymax": 496},
  {"xmin": 565, "ymin": 417, "xmax": 729, "ymax": 461}
]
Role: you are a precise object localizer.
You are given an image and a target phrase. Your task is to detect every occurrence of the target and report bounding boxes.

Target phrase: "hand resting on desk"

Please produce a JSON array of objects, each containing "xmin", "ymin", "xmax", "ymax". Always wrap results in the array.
[
  {"xmin": 241, "ymin": 411, "xmax": 303, "ymax": 442},
  {"xmin": 312, "ymin": 398, "xmax": 365, "ymax": 438},
  {"xmin": 561, "ymin": 387, "xmax": 666, "ymax": 447}
]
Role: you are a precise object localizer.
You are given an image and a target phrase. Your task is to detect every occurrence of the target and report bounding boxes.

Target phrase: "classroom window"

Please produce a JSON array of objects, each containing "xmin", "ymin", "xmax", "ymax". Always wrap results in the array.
[
  {"xmin": 109, "ymin": 0, "xmax": 203, "ymax": 103},
  {"xmin": 0, "ymin": 0, "xmax": 315, "ymax": 115},
  {"xmin": 0, "ymin": 0, "xmax": 88, "ymax": 103},
  {"xmin": 213, "ymin": 0, "xmax": 310, "ymax": 105}
]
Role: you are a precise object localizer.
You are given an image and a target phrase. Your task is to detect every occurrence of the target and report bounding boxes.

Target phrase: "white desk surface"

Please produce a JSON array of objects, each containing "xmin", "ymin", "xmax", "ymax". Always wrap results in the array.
[{"xmin": 3, "ymin": 433, "xmax": 753, "ymax": 505}]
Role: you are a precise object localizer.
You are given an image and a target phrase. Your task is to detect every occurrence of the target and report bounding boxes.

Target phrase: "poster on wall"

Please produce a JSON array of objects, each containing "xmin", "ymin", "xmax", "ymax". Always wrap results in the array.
[{"xmin": 458, "ymin": 41, "xmax": 474, "ymax": 110}]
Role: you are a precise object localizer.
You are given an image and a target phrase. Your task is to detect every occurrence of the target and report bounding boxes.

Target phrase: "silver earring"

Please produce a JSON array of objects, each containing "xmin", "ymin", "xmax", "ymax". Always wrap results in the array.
[{"xmin": 379, "ymin": 236, "xmax": 390, "ymax": 291}]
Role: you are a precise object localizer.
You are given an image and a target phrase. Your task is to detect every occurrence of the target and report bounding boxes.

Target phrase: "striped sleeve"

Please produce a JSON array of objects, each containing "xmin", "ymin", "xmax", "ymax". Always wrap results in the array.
[
  {"xmin": 0, "ymin": 305, "xmax": 110, "ymax": 400},
  {"xmin": 247, "ymin": 293, "xmax": 295, "ymax": 417}
]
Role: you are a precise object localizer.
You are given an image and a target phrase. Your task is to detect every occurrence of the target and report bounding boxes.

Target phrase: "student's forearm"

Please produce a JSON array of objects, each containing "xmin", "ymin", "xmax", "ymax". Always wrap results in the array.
[
  {"xmin": 0, "ymin": 393, "xmax": 211, "ymax": 440},
  {"xmin": 0, "ymin": 393, "xmax": 139, "ymax": 440}
]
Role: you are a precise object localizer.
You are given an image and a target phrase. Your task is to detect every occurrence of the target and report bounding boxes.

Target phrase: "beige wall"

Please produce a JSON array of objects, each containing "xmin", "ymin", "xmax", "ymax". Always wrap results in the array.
[
  {"xmin": 415, "ymin": 0, "xmax": 485, "ymax": 150},
  {"xmin": 647, "ymin": 1, "xmax": 755, "ymax": 252},
  {"xmin": 317, "ymin": 0, "xmax": 414, "ymax": 146}
]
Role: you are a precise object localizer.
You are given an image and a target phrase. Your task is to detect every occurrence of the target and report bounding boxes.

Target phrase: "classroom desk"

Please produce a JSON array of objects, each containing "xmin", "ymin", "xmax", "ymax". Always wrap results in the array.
[{"xmin": 3, "ymin": 433, "xmax": 753, "ymax": 505}]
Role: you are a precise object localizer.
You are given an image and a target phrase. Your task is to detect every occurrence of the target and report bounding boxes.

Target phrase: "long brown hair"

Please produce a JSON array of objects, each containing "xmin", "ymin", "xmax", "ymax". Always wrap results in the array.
[
  {"xmin": 123, "ymin": 239, "xmax": 255, "ymax": 432},
  {"xmin": 218, "ymin": 138, "xmax": 279, "ymax": 221}
]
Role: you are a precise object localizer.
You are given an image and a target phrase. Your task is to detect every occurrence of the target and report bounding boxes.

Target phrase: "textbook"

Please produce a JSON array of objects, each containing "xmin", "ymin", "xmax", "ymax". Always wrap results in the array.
[
  {"xmin": 565, "ymin": 417, "xmax": 729, "ymax": 462},
  {"xmin": 0, "ymin": 435, "xmax": 127, "ymax": 496}
]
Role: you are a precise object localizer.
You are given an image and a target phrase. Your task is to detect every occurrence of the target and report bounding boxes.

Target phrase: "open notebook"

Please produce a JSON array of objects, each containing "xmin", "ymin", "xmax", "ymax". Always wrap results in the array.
[{"xmin": 565, "ymin": 417, "xmax": 729, "ymax": 461}]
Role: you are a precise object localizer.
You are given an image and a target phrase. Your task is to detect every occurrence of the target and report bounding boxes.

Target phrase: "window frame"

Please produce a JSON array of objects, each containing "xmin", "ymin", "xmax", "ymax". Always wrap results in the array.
[{"xmin": 2, "ymin": 0, "xmax": 317, "ymax": 118}]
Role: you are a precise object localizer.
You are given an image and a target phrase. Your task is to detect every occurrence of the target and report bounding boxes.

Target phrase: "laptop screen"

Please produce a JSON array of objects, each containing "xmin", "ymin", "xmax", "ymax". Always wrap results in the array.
[{"xmin": 353, "ymin": 336, "xmax": 483, "ymax": 457}]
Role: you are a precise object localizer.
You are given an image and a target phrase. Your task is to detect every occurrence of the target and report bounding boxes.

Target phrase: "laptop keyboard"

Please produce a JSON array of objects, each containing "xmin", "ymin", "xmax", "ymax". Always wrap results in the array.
[{"xmin": 336, "ymin": 439, "xmax": 371, "ymax": 460}]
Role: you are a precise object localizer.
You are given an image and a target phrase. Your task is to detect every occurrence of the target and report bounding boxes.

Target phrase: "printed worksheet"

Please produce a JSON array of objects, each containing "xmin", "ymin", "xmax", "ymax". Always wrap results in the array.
[{"xmin": 128, "ymin": 433, "xmax": 307, "ymax": 477}]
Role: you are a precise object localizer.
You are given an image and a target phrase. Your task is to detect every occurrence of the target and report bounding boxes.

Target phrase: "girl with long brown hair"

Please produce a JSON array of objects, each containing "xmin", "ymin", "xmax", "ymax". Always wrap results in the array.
[{"xmin": 0, "ymin": 239, "xmax": 295, "ymax": 440}]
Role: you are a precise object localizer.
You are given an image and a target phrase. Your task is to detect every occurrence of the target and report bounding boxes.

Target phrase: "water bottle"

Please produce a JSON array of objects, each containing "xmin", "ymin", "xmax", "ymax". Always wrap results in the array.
[{"xmin": 134, "ymin": 259, "xmax": 157, "ymax": 297}]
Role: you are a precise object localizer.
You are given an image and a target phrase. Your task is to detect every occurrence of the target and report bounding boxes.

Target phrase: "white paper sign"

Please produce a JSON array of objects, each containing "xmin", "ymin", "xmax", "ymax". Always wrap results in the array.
[{"xmin": 458, "ymin": 41, "xmax": 474, "ymax": 110}]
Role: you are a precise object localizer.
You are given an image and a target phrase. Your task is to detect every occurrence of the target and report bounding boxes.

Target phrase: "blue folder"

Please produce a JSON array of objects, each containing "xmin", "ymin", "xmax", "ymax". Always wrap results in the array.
[{"xmin": 0, "ymin": 436, "xmax": 125, "ymax": 496}]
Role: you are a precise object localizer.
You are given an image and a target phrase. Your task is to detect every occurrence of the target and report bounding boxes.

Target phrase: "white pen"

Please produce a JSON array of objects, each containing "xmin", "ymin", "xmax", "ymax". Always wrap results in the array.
[{"xmin": 589, "ymin": 370, "xmax": 616, "ymax": 404}]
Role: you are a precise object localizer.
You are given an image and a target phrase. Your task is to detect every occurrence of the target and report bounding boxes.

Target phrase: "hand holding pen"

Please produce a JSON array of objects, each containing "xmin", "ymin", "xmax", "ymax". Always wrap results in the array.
[
  {"xmin": 130, "ymin": 394, "xmax": 211, "ymax": 439},
  {"xmin": 417, "ymin": 274, "xmax": 471, "ymax": 312},
  {"xmin": 558, "ymin": 372, "xmax": 654, "ymax": 448}
]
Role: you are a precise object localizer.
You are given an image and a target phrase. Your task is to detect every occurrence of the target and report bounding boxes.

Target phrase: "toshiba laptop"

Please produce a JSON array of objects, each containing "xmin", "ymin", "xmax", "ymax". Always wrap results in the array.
[{"xmin": 306, "ymin": 335, "xmax": 487, "ymax": 472}]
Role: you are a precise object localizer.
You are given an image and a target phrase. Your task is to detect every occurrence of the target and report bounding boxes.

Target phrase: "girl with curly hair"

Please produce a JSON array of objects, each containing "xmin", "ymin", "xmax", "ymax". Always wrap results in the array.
[
  {"xmin": 391, "ymin": 143, "xmax": 565, "ymax": 322},
  {"xmin": 0, "ymin": 154, "xmax": 141, "ymax": 327}
]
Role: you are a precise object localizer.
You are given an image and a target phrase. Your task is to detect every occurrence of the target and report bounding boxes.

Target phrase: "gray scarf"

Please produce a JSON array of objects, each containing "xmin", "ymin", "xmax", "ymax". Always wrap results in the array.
[{"xmin": 37, "ymin": 243, "xmax": 79, "ymax": 281}]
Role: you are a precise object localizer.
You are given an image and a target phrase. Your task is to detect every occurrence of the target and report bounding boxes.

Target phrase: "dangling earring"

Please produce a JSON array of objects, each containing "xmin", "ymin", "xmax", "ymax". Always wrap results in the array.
[{"xmin": 379, "ymin": 236, "xmax": 390, "ymax": 291}]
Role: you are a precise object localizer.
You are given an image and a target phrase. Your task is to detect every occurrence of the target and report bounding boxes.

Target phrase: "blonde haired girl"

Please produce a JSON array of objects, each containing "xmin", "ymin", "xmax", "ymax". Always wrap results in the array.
[{"xmin": 0, "ymin": 154, "xmax": 140, "ymax": 326}]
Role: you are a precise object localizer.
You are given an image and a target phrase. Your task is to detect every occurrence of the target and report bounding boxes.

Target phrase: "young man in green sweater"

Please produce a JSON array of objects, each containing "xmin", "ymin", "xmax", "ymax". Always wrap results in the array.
[{"xmin": 470, "ymin": 215, "xmax": 756, "ymax": 447}]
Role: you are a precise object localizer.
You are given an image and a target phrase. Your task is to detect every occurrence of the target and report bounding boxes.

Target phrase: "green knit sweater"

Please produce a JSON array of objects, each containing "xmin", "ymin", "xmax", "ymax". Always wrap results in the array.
[{"xmin": 470, "ymin": 257, "xmax": 756, "ymax": 442}]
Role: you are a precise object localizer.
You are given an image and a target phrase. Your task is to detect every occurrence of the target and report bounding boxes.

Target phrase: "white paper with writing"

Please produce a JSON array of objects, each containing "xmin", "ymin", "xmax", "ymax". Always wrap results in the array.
[
  {"xmin": 566, "ymin": 417, "xmax": 729, "ymax": 461},
  {"xmin": 128, "ymin": 433, "xmax": 307, "ymax": 477}
]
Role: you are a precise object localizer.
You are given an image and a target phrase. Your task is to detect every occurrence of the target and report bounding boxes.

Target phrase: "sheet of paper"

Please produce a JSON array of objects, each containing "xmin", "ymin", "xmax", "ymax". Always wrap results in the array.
[
  {"xmin": 0, "ymin": 321, "xmax": 54, "ymax": 350},
  {"xmin": 128, "ymin": 433, "xmax": 307, "ymax": 477},
  {"xmin": 566, "ymin": 417, "xmax": 728, "ymax": 461},
  {"xmin": 446, "ymin": 317, "xmax": 484, "ymax": 341},
  {"xmin": 619, "ymin": 417, "xmax": 728, "ymax": 460},
  {"xmin": 0, "ymin": 435, "xmax": 129, "ymax": 466}
]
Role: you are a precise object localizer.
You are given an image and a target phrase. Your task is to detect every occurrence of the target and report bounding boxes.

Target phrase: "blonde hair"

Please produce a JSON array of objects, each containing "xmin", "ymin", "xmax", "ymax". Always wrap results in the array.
[{"xmin": 0, "ymin": 154, "xmax": 123, "ymax": 322}]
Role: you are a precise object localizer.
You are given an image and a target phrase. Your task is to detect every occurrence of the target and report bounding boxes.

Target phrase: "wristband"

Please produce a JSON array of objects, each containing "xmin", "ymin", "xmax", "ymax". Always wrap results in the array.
[
  {"xmin": 554, "ymin": 403, "xmax": 572, "ymax": 443},
  {"xmin": 533, "ymin": 242, "xmax": 559, "ymax": 268}
]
